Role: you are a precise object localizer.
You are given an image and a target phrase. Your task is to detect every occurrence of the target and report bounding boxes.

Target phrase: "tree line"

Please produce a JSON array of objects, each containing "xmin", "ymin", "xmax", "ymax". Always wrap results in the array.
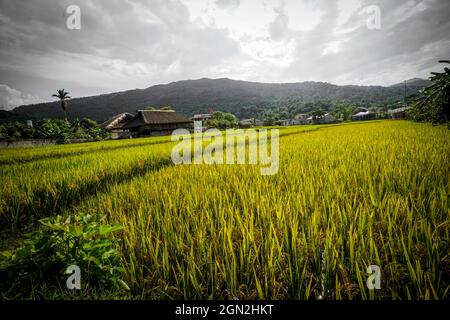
[{"xmin": 0, "ymin": 118, "xmax": 109, "ymax": 143}]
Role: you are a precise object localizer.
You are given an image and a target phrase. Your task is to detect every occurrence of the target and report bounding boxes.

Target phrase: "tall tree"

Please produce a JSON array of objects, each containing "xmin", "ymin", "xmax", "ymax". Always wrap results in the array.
[{"xmin": 52, "ymin": 89, "xmax": 71, "ymax": 121}]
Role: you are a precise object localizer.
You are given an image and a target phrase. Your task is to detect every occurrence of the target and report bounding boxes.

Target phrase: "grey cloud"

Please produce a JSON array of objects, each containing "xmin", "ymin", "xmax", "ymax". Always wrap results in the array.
[
  {"xmin": 0, "ymin": 0, "xmax": 449, "ymax": 101},
  {"xmin": 0, "ymin": 0, "xmax": 243, "ymax": 75},
  {"xmin": 277, "ymin": 0, "xmax": 450, "ymax": 84}
]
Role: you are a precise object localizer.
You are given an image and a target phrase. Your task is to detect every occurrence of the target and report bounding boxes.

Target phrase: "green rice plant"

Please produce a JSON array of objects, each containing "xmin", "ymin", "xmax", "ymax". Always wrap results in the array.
[
  {"xmin": 0, "ymin": 121, "xmax": 448, "ymax": 299},
  {"xmin": 0, "ymin": 142, "xmax": 176, "ymax": 225}
]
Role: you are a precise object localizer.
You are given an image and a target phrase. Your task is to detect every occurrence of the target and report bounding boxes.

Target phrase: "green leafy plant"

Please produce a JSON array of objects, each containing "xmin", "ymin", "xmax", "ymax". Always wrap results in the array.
[
  {"xmin": 0, "ymin": 213, "xmax": 128, "ymax": 296},
  {"xmin": 410, "ymin": 60, "xmax": 450, "ymax": 125}
]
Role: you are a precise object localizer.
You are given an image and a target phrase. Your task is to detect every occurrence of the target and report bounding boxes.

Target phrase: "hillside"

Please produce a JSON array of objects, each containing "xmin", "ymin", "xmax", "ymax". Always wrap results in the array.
[{"xmin": 0, "ymin": 78, "xmax": 430, "ymax": 122}]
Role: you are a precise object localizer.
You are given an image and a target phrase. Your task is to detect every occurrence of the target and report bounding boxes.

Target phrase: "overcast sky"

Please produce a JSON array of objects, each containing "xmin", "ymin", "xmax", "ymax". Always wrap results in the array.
[{"xmin": 0, "ymin": 0, "xmax": 449, "ymax": 110}]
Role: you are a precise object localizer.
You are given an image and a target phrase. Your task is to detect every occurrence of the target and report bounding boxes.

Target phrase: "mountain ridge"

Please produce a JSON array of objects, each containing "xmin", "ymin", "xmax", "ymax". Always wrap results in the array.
[{"xmin": 0, "ymin": 78, "xmax": 431, "ymax": 122}]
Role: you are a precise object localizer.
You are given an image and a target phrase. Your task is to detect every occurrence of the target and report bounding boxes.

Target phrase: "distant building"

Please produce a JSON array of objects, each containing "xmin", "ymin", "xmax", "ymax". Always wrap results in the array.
[
  {"xmin": 321, "ymin": 113, "xmax": 337, "ymax": 124},
  {"xmin": 306, "ymin": 113, "xmax": 337, "ymax": 124},
  {"xmin": 388, "ymin": 107, "xmax": 410, "ymax": 119},
  {"xmin": 191, "ymin": 113, "xmax": 213, "ymax": 132},
  {"xmin": 122, "ymin": 110, "xmax": 192, "ymax": 137},
  {"xmin": 100, "ymin": 112, "xmax": 134, "ymax": 138},
  {"xmin": 352, "ymin": 109, "xmax": 376, "ymax": 121},
  {"xmin": 101, "ymin": 113, "xmax": 134, "ymax": 130},
  {"xmin": 191, "ymin": 113, "xmax": 212, "ymax": 122},
  {"xmin": 103, "ymin": 110, "xmax": 192, "ymax": 138},
  {"xmin": 191, "ymin": 113, "xmax": 212, "ymax": 121},
  {"xmin": 275, "ymin": 114, "xmax": 338, "ymax": 126},
  {"xmin": 239, "ymin": 118, "xmax": 264, "ymax": 128},
  {"xmin": 239, "ymin": 119, "xmax": 253, "ymax": 128},
  {"xmin": 275, "ymin": 119, "xmax": 298, "ymax": 126},
  {"xmin": 294, "ymin": 114, "xmax": 311, "ymax": 125}
]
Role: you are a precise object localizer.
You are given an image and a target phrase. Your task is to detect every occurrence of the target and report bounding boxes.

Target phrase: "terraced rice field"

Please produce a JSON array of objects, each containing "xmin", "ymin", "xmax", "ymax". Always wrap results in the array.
[{"xmin": 0, "ymin": 121, "xmax": 449, "ymax": 299}]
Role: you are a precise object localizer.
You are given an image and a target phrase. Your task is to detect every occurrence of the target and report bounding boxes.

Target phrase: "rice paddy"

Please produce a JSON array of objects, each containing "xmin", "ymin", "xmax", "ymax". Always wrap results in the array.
[{"xmin": 1, "ymin": 120, "xmax": 449, "ymax": 300}]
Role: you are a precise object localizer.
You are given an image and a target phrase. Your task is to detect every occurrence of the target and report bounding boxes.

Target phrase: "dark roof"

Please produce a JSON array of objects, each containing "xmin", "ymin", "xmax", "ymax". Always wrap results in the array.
[
  {"xmin": 122, "ymin": 110, "xmax": 192, "ymax": 129},
  {"xmin": 100, "ymin": 113, "xmax": 134, "ymax": 130}
]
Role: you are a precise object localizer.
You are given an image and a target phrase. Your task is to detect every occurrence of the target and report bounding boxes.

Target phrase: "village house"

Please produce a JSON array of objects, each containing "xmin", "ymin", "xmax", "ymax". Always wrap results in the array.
[
  {"xmin": 321, "ymin": 113, "xmax": 337, "ymax": 124},
  {"xmin": 351, "ymin": 109, "xmax": 377, "ymax": 121},
  {"xmin": 239, "ymin": 118, "xmax": 264, "ymax": 128},
  {"xmin": 275, "ymin": 113, "xmax": 337, "ymax": 126},
  {"xmin": 102, "ymin": 110, "xmax": 192, "ymax": 138},
  {"xmin": 275, "ymin": 119, "xmax": 298, "ymax": 126},
  {"xmin": 100, "ymin": 112, "xmax": 135, "ymax": 138},
  {"xmin": 123, "ymin": 110, "xmax": 192, "ymax": 137},
  {"xmin": 306, "ymin": 113, "xmax": 337, "ymax": 124},
  {"xmin": 388, "ymin": 107, "xmax": 410, "ymax": 119},
  {"xmin": 191, "ymin": 113, "xmax": 212, "ymax": 132},
  {"xmin": 191, "ymin": 113, "xmax": 212, "ymax": 123},
  {"xmin": 294, "ymin": 113, "xmax": 309, "ymax": 125}
]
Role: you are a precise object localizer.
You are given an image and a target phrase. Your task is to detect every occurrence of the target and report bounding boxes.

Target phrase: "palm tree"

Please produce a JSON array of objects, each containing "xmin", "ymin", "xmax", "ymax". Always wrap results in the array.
[{"xmin": 52, "ymin": 89, "xmax": 71, "ymax": 121}]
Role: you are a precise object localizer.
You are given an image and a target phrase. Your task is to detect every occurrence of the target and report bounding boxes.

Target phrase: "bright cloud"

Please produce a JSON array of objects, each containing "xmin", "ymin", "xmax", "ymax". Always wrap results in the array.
[{"xmin": 0, "ymin": 84, "xmax": 42, "ymax": 110}]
